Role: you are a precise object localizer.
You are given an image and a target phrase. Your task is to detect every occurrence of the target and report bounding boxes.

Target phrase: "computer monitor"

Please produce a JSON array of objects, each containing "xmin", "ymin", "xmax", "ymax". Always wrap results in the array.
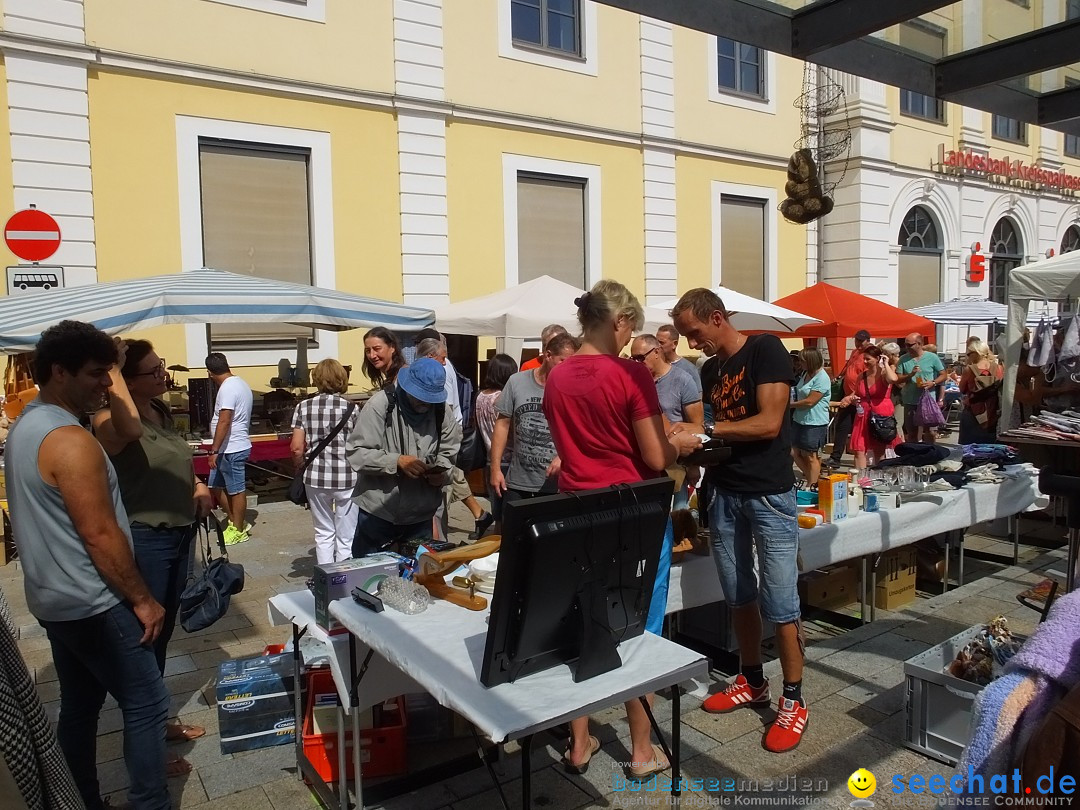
[{"xmin": 480, "ymin": 478, "xmax": 673, "ymax": 688}]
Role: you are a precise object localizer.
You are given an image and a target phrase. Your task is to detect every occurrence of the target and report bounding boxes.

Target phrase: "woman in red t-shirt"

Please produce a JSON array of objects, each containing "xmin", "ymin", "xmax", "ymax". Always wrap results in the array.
[{"xmin": 543, "ymin": 279, "xmax": 700, "ymax": 779}]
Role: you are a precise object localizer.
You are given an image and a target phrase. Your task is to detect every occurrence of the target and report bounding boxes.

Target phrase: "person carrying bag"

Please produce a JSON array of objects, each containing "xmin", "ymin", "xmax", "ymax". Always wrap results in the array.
[
  {"xmin": 289, "ymin": 401, "xmax": 357, "ymax": 507},
  {"xmin": 178, "ymin": 516, "xmax": 245, "ymax": 633}
]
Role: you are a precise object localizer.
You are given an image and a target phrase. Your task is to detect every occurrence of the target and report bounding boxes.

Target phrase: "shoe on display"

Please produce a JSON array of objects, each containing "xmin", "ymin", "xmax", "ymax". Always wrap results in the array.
[
  {"xmin": 702, "ymin": 674, "xmax": 771, "ymax": 714},
  {"xmin": 762, "ymin": 697, "xmax": 808, "ymax": 753}
]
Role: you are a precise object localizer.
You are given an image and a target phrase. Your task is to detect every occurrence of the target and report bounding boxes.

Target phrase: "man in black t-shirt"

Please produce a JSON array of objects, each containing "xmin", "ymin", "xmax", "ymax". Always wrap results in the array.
[{"xmin": 670, "ymin": 288, "xmax": 806, "ymax": 753}]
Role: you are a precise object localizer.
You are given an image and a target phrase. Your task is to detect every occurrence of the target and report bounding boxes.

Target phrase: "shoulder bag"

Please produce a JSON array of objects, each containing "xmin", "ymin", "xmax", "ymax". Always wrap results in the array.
[
  {"xmin": 178, "ymin": 516, "xmax": 245, "ymax": 633},
  {"xmin": 288, "ymin": 401, "xmax": 357, "ymax": 507},
  {"xmin": 862, "ymin": 372, "xmax": 898, "ymax": 444}
]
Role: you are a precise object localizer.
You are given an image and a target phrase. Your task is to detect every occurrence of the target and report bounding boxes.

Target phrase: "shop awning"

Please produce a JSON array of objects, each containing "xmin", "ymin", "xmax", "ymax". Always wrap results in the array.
[
  {"xmin": 767, "ymin": 281, "xmax": 937, "ymax": 371},
  {"xmin": 594, "ymin": 0, "xmax": 1080, "ymax": 136},
  {"xmin": 0, "ymin": 268, "xmax": 434, "ymax": 352}
]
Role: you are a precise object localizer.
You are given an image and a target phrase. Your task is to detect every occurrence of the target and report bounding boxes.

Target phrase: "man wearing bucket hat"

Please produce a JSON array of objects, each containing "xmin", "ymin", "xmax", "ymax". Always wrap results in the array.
[{"xmin": 346, "ymin": 357, "xmax": 462, "ymax": 557}]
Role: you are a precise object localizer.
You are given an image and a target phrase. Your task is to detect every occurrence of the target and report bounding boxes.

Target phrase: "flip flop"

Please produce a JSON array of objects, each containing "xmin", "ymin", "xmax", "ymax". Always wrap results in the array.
[
  {"xmin": 166, "ymin": 723, "xmax": 205, "ymax": 742},
  {"xmin": 166, "ymin": 755, "xmax": 193, "ymax": 778},
  {"xmin": 561, "ymin": 735, "xmax": 601, "ymax": 775},
  {"xmin": 625, "ymin": 744, "xmax": 671, "ymax": 780}
]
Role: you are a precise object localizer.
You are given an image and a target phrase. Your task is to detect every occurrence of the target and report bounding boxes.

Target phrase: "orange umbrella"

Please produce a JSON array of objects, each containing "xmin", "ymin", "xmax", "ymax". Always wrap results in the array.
[{"xmin": 764, "ymin": 282, "xmax": 936, "ymax": 374}]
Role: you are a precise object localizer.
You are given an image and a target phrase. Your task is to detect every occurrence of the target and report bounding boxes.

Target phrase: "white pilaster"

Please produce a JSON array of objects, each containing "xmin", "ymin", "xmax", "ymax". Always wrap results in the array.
[
  {"xmin": 639, "ymin": 17, "xmax": 677, "ymax": 304},
  {"xmin": 394, "ymin": 0, "xmax": 449, "ymax": 307},
  {"xmin": 3, "ymin": 11, "xmax": 97, "ymax": 287}
]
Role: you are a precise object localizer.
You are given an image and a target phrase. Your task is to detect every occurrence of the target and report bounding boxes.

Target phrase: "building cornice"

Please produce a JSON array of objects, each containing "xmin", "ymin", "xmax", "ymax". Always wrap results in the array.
[{"xmin": 0, "ymin": 31, "xmax": 96, "ymax": 64}]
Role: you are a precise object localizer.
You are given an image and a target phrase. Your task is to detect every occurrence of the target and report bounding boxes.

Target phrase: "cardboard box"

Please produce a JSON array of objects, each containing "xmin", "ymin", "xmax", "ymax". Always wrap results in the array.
[
  {"xmin": 875, "ymin": 547, "xmax": 917, "ymax": 610},
  {"xmin": 216, "ymin": 653, "xmax": 298, "ymax": 754},
  {"xmin": 817, "ymin": 474, "xmax": 848, "ymax": 523},
  {"xmin": 313, "ymin": 552, "xmax": 405, "ymax": 633},
  {"xmin": 799, "ymin": 564, "xmax": 859, "ymax": 611}
]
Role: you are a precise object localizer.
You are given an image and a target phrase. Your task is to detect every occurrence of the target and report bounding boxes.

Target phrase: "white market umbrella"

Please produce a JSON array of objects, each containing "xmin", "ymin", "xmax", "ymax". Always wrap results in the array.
[
  {"xmin": 0, "ymin": 268, "xmax": 434, "ymax": 352},
  {"xmin": 646, "ymin": 286, "xmax": 821, "ymax": 333},
  {"xmin": 434, "ymin": 276, "xmax": 585, "ymax": 338}
]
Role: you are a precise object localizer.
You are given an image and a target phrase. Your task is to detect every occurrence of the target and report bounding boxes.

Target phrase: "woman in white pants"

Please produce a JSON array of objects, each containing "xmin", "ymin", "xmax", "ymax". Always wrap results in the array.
[{"xmin": 290, "ymin": 359, "xmax": 360, "ymax": 565}]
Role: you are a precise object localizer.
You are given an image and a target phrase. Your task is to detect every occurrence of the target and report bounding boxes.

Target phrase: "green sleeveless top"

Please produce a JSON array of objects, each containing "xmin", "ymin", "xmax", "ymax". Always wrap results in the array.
[{"xmin": 109, "ymin": 400, "xmax": 196, "ymax": 528}]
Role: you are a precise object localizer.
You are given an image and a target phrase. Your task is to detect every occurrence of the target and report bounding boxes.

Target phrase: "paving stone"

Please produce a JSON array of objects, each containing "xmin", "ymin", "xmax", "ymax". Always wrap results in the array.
[
  {"xmin": 681, "ymin": 703, "xmax": 772, "ymax": 746},
  {"xmin": 165, "ymin": 653, "xmax": 199, "ymax": 677},
  {"xmin": 450, "ymin": 766, "xmax": 593, "ymax": 810},
  {"xmin": 197, "ymin": 741, "xmax": 296, "ymax": 799},
  {"xmin": 265, "ymin": 773, "xmax": 342, "ymax": 809},
  {"xmin": 837, "ymin": 663, "xmax": 908, "ymax": 716},
  {"xmin": 17, "ymin": 622, "xmax": 46, "ymax": 639},
  {"xmin": 815, "ymin": 632, "xmax": 929, "ymax": 681}
]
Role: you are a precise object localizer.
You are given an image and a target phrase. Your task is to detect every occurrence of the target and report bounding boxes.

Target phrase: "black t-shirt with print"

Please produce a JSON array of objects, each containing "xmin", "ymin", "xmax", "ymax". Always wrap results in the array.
[{"xmin": 702, "ymin": 334, "xmax": 795, "ymax": 495}]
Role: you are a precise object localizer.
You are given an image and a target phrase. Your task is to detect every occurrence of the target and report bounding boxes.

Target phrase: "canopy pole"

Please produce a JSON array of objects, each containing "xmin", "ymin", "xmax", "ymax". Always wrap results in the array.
[{"xmin": 205, "ymin": 324, "xmax": 212, "ymax": 359}]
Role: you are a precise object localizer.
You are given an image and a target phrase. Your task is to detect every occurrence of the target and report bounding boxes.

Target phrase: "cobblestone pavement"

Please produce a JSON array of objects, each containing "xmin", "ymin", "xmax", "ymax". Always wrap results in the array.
[{"xmin": 0, "ymin": 495, "xmax": 1066, "ymax": 810}]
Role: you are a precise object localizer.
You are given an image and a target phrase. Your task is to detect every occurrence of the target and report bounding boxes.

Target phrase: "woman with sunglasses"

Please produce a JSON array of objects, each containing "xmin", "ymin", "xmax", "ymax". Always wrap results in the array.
[
  {"xmin": 92, "ymin": 339, "xmax": 213, "ymax": 775},
  {"xmin": 543, "ymin": 280, "xmax": 701, "ymax": 779}
]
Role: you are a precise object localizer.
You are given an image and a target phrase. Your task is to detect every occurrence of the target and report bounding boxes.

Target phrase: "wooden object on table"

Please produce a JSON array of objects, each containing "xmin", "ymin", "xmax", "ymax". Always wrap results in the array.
[
  {"xmin": 415, "ymin": 538, "xmax": 500, "ymax": 611},
  {"xmin": 3, "ymin": 353, "xmax": 37, "ymax": 419}
]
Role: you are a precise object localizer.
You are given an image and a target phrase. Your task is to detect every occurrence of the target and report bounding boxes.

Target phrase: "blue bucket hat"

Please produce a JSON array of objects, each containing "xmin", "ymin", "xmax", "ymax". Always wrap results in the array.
[{"xmin": 397, "ymin": 357, "xmax": 446, "ymax": 404}]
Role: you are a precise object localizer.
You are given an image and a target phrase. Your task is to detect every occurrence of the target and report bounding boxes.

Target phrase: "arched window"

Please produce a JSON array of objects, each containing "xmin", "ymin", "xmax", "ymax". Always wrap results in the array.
[
  {"xmin": 1062, "ymin": 225, "xmax": 1080, "ymax": 255},
  {"xmin": 899, "ymin": 206, "xmax": 940, "ymax": 250},
  {"xmin": 988, "ymin": 217, "xmax": 1023, "ymax": 306},
  {"xmin": 897, "ymin": 206, "xmax": 942, "ymax": 310}
]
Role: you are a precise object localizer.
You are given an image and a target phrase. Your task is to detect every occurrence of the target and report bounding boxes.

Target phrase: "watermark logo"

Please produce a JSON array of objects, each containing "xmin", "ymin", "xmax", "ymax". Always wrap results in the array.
[{"xmin": 848, "ymin": 768, "xmax": 876, "ymax": 807}]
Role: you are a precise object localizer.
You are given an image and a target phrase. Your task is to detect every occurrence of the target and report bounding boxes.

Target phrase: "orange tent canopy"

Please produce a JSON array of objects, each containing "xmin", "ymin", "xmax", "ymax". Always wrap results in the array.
[{"xmin": 765, "ymin": 282, "xmax": 936, "ymax": 374}]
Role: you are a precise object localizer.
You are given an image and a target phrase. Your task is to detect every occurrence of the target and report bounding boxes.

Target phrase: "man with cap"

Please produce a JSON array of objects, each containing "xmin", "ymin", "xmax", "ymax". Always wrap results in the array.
[
  {"xmin": 824, "ymin": 329, "xmax": 872, "ymax": 470},
  {"xmin": 345, "ymin": 357, "xmax": 462, "ymax": 557}
]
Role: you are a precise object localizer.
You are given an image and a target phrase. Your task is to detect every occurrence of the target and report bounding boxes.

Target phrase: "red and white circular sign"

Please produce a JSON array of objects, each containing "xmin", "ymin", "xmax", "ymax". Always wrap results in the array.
[{"xmin": 4, "ymin": 208, "xmax": 61, "ymax": 262}]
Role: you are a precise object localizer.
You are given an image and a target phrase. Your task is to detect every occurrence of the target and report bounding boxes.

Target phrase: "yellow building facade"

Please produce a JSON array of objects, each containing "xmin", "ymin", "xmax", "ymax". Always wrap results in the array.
[{"xmin": 0, "ymin": 0, "xmax": 809, "ymax": 384}]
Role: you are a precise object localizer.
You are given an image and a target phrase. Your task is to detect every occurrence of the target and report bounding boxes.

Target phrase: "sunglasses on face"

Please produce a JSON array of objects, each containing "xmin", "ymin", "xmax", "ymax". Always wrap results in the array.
[
  {"xmin": 905, "ymin": 343, "xmax": 918, "ymax": 349},
  {"xmin": 631, "ymin": 348, "xmax": 658, "ymax": 363}
]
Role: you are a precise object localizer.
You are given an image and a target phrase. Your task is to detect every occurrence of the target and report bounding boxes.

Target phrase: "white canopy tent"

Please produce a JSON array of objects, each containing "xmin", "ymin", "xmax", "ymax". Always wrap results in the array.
[
  {"xmin": 1000, "ymin": 251, "xmax": 1080, "ymax": 430},
  {"xmin": 434, "ymin": 276, "xmax": 820, "ymax": 342}
]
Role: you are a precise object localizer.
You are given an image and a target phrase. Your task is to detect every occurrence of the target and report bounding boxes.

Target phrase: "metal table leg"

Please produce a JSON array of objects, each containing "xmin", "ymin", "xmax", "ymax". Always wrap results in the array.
[
  {"xmin": 520, "ymin": 734, "xmax": 533, "ymax": 810},
  {"xmin": 1011, "ymin": 513, "xmax": 1020, "ymax": 566},
  {"xmin": 337, "ymin": 706, "xmax": 348, "ymax": 810},
  {"xmin": 859, "ymin": 557, "xmax": 868, "ymax": 625},
  {"xmin": 869, "ymin": 554, "xmax": 879, "ymax": 623},
  {"xmin": 942, "ymin": 535, "xmax": 951, "ymax": 594},
  {"xmin": 1067, "ymin": 527, "xmax": 1079, "ymax": 593},
  {"xmin": 292, "ymin": 625, "xmax": 306, "ymax": 783}
]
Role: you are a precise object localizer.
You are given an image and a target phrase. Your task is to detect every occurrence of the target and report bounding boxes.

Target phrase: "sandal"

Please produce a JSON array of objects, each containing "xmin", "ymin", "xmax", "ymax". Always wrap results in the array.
[
  {"xmin": 166, "ymin": 722, "xmax": 205, "ymax": 742},
  {"xmin": 625, "ymin": 744, "xmax": 670, "ymax": 780},
  {"xmin": 166, "ymin": 755, "xmax": 193, "ymax": 778},
  {"xmin": 561, "ymin": 735, "xmax": 600, "ymax": 775}
]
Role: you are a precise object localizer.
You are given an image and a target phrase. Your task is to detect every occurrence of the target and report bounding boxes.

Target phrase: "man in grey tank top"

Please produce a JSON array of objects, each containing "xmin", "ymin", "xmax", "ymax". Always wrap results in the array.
[{"xmin": 6, "ymin": 321, "xmax": 170, "ymax": 810}]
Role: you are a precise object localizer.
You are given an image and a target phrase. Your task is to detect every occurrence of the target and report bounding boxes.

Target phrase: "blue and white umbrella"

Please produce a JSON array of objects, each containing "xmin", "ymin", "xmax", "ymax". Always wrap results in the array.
[
  {"xmin": 0, "ymin": 268, "xmax": 434, "ymax": 352},
  {"xmin": 908, "ymin": 297, "xmax": 1041, "ymax": 326}
]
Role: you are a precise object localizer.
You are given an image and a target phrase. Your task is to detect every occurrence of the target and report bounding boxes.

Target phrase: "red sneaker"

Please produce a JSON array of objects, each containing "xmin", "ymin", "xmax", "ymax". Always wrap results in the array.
[
  {"xmin": 702, "ymin": 674, "xmax": 771, "ymax": 714},
  {"xmin": 763, "ymin": 697, "xmax": 808, "ymax": 753}
]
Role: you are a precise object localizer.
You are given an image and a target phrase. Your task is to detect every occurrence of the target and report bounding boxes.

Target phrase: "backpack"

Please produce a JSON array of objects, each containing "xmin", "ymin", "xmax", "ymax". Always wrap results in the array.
[{"xmin": 455, "ymin": 372, "xmax": 477, "ymax": 427}]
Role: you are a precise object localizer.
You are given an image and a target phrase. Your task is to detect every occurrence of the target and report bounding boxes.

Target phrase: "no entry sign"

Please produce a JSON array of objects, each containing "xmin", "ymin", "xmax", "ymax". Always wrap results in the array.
[{"xmin": 4, "ymin": 208, "xmax": 61, "ymax": 262}]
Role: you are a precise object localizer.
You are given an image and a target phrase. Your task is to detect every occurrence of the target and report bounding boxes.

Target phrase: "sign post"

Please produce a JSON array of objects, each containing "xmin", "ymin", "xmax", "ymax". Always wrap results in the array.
[{"xmin": 4, "ymin": 208, "xmax": 62, "ymax": 262}]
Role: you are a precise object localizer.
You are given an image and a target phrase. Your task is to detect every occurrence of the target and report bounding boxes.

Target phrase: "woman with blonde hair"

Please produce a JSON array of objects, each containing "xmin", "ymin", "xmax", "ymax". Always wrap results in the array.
[
  {"xmin": 959, "ymin": 338, "xmax": 1003, "ymax": 444},
  {"xmin": 543, "ymin": 279, "xmax": 700, "ymax": 778},
  {"xmin": 290, "ymin": 358, "xmax": 360, "ymax": 564}
]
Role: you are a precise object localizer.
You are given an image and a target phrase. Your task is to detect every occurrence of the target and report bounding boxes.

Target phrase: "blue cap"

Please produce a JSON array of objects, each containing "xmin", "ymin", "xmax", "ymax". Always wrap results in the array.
[{"xmin": 397, "ymin": 358, "xmax": 446, "ymax": 404}]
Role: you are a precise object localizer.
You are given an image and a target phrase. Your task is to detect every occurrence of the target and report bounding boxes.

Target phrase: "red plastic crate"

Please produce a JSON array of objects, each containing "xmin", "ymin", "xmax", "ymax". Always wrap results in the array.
[{"xmin": 301, "ymin": 670, "xmax": 407, "ymax": 783}]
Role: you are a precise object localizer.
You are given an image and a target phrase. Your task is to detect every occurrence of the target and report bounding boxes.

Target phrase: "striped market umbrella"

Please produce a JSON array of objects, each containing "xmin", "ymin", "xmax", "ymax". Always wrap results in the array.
[
  {"xmin": 909, "ymin": 297, "xmax": 1042, "ymax": 327},
  {"xmin": 0, "ymin": 268, "xmax": 434, "ymax": 352}
]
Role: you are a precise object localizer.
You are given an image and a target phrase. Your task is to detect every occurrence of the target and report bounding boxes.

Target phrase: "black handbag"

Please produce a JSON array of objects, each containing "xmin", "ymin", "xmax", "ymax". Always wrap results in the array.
[
  {"xmin": 862, "ymin": 373, "xmax": 898, "ymax": 444},
  {"xmin": 289, "ymin": 402, "xmax": 356, "ymax": 507},
  {"xmin": 456, "ymin": 426, "xmax": 487, "ymax": 472},
  {"xmin": 178, "ymin": 517, "xmax": 245, "ymax": 633}
]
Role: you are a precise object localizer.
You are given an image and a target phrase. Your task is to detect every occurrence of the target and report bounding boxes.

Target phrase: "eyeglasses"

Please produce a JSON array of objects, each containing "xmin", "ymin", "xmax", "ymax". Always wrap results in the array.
[
  {"xmin": 631, "ymin": 348, "xmax": 658, "ymax": 363},
  {"xmin": 129, "ymin": 359, "xmax": 166, "ymax": 378}
]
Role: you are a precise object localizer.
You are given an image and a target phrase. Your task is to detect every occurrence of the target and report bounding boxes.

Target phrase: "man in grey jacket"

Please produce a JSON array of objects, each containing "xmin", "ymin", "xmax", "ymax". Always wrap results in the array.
[{"xmin": 347, "ymin": 357, "xmax": 462, "ymax": 556}]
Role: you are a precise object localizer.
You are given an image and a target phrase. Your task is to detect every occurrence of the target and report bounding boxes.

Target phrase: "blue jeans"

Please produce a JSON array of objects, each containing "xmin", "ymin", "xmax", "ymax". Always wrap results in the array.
[
  {"xmin": 131, "ymin": 522, "xmax": 197, "ymax": 674},
  {"xmin": 707, "ymin": 488, "xmax": 801, "ymax": 624},
  {"xmin": 41, "ymin": 604, "xmax": 171, "ymax": 810},
  {"xmin": 207, "ymin": 448, "xmax": 250, "ymax": 495},
  {"xmin": 352, "ymin": 509, "xmax": 431, "ymax": 557}
]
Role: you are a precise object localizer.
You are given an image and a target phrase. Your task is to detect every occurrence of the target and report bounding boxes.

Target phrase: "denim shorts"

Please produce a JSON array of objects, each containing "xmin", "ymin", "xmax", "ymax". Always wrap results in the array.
[
  {"xmin": 207, "ymin": 448, "xmax": 250, "ymax": 495},
  {"xmin": 792, "ymin": 423, "xmax": 829, "ymax": 452},
  {"xmin": 707, "ymin": 488, "xmax": 801, "ymax": 624}
]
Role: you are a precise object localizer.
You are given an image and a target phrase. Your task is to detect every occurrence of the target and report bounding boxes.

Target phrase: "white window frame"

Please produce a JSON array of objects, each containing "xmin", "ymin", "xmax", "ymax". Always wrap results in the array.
[
  {"xmin": 502, "ymin": 154, "xmax": 602, "ymax": 289},
  {"xmin": 204, "ymin": 0, "xmax": 325, "ymax": 23},
  {"xmin": 176, "ymin": 116, "xmax": 338, "ymax": 367},
  {"xmin": 710, "ymin": 181, "xmax": 779, "ymax": 300},
  {"xmin": 498, "ymin": 0, "xmax": 598, "ymax": 76},
  {"xmin": 707, "ymin": 36, "xmax": 776, "ymax": 114}
]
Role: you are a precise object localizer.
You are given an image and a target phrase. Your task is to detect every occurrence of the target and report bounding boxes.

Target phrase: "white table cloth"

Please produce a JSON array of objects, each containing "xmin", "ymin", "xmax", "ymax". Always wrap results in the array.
[
  {"xmin": 328, "ymin": 594, "xmax": 708, "ymax": 744},
  {"xmin": 666, "ymin": 470, "xmax": 1041, "ymax": 613}
]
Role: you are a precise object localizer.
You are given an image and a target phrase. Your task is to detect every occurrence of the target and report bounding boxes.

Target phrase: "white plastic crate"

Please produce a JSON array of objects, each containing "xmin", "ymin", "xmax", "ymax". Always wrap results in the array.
[{"xmin": 903, "ymin": 624, "xmax": 1024, "ymax": 765}]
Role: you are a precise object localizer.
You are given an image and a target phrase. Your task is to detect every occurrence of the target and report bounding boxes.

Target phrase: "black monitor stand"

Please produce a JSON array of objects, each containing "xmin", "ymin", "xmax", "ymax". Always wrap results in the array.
[{"xmin": 574, "ymin": 576, "xmax": 623, "ymax": 682}]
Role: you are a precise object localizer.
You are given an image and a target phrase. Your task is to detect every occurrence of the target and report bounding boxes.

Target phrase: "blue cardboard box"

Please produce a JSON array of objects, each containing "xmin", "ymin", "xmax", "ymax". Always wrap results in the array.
[{"xmin": 217, "ymin": 654, "xmax": 299, "ymax": 754}]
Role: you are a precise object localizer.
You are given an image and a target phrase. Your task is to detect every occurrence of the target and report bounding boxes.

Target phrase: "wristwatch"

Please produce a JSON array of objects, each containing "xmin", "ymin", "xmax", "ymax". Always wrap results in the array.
[{"xmin": 703, "ymin": 420, "xmax": 715, "ymax": 438}]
